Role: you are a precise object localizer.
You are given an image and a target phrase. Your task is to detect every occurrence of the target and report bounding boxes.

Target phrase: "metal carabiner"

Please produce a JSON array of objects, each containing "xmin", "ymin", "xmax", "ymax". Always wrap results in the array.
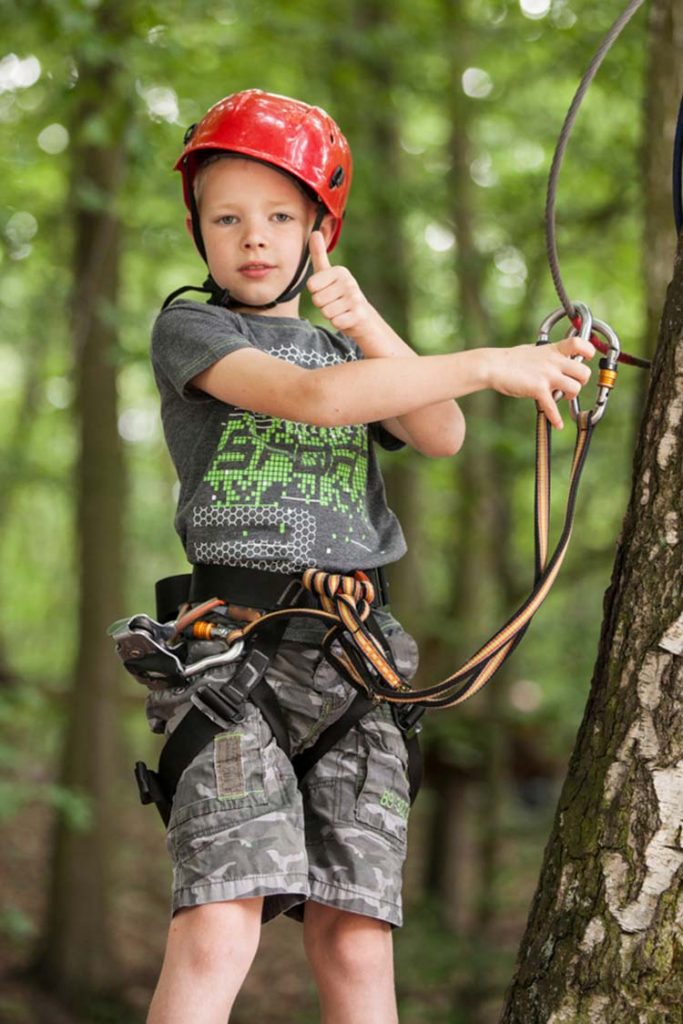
[
  {"xmin": 579, "ymin": 317, "xmax": 621, "ymax": 425},
  {"xmin": 183, "ymin": 640, "xmax": 246, "ymax": 677},
  {"xmin": 537, "ymin": 301, "xmax": 592, "ymax": 344},
  {"xmin": 537, "ymin": 302, "xmax": 593, "ymax": 422}
]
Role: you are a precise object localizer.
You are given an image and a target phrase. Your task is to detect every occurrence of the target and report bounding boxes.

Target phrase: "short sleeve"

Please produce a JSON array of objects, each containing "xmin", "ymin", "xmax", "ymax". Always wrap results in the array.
[
  {"xmin": 369, "ymin": 421, "xmax": 406, "ymax": 451},
  {"xmin": 151, "ymin": 301, "xmax": 253, "ymax": 401}
]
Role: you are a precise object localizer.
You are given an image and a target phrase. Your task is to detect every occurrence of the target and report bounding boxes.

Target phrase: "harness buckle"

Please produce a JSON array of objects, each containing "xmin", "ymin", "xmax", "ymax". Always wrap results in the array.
[
  {"xmin": 392, "ymin": 703, "xmax": 425, "ymax": 739},
  {"xmin": 191, "ymin": 682, "xmax": 246, "ymax": 728},
  {"xmin": 134, "ymin": 761, "xmax": 172, "ymax": 826},
  {"xmin": 190, "ymin": 647, "xmax": 272, "ymax": 728},
  {"xmin": 276, "ymin": 578, "xmax": 307, "ymax": 609}
]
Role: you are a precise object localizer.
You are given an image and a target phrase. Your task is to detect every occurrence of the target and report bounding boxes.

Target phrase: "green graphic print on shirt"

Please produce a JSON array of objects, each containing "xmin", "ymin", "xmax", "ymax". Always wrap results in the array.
[
  {"xmin": 207, "ymin": 412, "xmax": 367, "ymax": 509},
  {"xmin": 191, "ymin": 409, "xmax": 373, "ymax": 571}
]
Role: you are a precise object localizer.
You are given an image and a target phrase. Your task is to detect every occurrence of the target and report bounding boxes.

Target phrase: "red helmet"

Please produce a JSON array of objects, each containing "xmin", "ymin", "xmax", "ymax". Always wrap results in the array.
[{"xmin": 175, "ymin": 90, "xmax": 352, "ymax": 250}]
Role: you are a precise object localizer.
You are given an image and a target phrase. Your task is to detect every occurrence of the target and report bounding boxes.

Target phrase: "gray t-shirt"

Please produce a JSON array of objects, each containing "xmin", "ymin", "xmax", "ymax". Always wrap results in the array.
[{"xmin": 151, "ymin": 300, "xmax": 407, "ymax": 574}]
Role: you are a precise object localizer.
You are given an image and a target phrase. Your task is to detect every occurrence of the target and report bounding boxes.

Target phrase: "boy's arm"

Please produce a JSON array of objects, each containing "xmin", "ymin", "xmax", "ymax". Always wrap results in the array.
[
  {"xmin": 191, "ymin": 327, "xmax": 594, "ymax": 437},
  {"xmin": 304, "ymin": 232, "xmax": 593, "ymax": 452},
  {"xmin": 306, "ymin": 232, "xmax": 463, "ymax": 456}
]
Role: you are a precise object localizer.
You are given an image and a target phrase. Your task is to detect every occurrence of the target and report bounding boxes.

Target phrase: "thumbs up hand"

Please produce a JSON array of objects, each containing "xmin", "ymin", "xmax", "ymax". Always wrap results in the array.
[
  {"xmin": 307, "ymin": 231, "xmax": 372, "ymax": 338},
  {"xmin": 308, "ymin": 230, "xmax": 333, "ymax": 275}
]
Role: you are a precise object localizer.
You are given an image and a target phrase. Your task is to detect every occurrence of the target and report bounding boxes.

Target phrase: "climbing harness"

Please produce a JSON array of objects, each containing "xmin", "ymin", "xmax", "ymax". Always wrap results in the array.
[
  {"xmin": 112, "ymin": 564, "xmax": 423, "ymax": 825},
  {"xmin": 115, "ymin": 5, "xmax": 651, "ymax": 827},
  {"xmin": 124, "ymin": 307, "xmax": 618, "ymax": 716},
  {"xmin": 113, "ymin": 298, "xmax": 613, "ymax": 816},
  {"xmin": 115, "ymin": 299, "xmax": 616, "ymax": 824}
]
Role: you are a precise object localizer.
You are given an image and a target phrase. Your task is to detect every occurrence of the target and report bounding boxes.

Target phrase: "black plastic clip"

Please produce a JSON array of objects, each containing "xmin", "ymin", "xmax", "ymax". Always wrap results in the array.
[
  {"xmin": 191, "ymin": 683, "xmax": 246, "ymax": 727},
  {"xmin": 392, "ymin": 703, "xmax": 425, "ymax": 740},
  {"xmin": 134, "ymin": 761, "xmax": 169, "ymax": 808}
]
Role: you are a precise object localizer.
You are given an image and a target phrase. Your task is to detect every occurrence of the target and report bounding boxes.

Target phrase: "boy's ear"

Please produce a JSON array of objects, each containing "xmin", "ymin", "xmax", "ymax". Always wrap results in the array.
[
  {"xmin": 318, "ymin": 213, "xmax": 338, "ymax": 251},
  {"xmin": 185, "ymin": 214, "xmax": 206, "ymax": 260}
]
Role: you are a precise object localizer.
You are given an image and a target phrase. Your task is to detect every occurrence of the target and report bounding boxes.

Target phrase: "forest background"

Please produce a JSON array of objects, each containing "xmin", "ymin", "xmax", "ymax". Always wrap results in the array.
[{"xmin": 0, "ymin": 0, "xmax": 673, "ymax": 1022}]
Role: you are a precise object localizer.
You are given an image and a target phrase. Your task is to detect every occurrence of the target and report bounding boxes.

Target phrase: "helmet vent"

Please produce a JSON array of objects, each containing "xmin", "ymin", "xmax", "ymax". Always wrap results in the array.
[{"xmin": 329, "ymin": 165, "xmax": 345, "ymax": 189}]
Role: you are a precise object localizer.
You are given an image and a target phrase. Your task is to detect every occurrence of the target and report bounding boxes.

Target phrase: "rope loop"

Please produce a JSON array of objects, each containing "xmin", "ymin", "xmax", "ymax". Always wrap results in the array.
[
  {"xmin": 223, "ymin": 384, "xmax": 600, "ymax": 709},
  {"xmin": 301, "ymin": 568, "xmax": 376, "ymax": 620}
]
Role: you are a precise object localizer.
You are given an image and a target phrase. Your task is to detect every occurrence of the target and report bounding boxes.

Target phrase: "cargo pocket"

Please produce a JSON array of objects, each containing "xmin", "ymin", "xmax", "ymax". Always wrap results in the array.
[
  {"xmin": 213, "ymin": 725, "xmax": 268, "ymax": 803},
  {"xmin": 167, "ymin": 705, "xmax": 278, "ymax": 866},
  {"xmin": 352, "ymin": 712, "xmax": 411, "ymax": 848}
]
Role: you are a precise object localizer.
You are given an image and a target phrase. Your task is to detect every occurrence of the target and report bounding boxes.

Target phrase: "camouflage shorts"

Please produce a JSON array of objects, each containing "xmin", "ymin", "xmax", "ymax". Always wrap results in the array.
[{"xmin": 164, "ymin": 626, "xmax": 419, "ymax": 927}]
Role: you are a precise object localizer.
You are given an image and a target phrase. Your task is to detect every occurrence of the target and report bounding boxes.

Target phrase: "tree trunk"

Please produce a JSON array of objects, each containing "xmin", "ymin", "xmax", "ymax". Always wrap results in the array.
[
  {"xmin": 500, "ymin": 234, "xmax": 683, "ymax": 1022},
  {"xmin": 38, "ymin": 1, "xmax": 129, "ymax": 995}
]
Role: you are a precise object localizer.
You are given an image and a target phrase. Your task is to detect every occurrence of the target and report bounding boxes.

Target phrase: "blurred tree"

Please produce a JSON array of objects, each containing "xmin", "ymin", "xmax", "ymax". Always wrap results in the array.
[
  {"xmin": 500, "ymin": 5, "xmax": 682, "ymax": 1020},
  {"xmin": 423, "ymin": 0, "xmax": 508, "ymax": 941},
  {"xmin": 36, "ymin": 0, "xmax": 132, "ymax": 997},
  {"xmin": 319, "ymin": 0, "xmax": 426, "ymax": 630}
]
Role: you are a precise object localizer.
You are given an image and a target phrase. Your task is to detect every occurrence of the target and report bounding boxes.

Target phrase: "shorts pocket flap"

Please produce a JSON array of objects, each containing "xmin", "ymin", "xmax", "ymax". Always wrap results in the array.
[{"xmin": 355, "ymin": 746, "xmax": 410, "ymax": 843}]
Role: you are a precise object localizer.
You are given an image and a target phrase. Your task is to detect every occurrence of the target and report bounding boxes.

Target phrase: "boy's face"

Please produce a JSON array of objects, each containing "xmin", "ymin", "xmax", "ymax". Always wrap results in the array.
[{"xmin": 192, "ymin": 157, "xmax": 332, "ymax": 316}]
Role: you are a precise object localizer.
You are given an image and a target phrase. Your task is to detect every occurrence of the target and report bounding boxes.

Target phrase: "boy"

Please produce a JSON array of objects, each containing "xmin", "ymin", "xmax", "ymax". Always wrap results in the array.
[{"xmin": 145, "ymin": 90, "xmax": 593, "ymax": 1024}]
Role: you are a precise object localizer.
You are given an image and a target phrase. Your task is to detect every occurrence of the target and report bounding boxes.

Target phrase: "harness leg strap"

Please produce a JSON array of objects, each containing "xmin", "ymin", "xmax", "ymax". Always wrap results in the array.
[
  {"xmin": 392, "ymin": 704, "xmax": 425, "ymax": 805},
  {"xmin": 292, "ymin": 694, "xmax": 424, "ymax": 806},
  {"xmin": 146, "ymin": 622, "xmax": 290, "ymax": 826},
  {"xmin": 291, "ymin": 692, "xmax": 376, "ymax": 784}
]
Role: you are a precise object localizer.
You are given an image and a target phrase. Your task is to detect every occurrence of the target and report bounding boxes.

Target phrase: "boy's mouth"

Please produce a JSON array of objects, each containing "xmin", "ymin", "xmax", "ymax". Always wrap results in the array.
[{"xmin": 238, "ymin": 261, "xmax": 276, "ymax": 279}]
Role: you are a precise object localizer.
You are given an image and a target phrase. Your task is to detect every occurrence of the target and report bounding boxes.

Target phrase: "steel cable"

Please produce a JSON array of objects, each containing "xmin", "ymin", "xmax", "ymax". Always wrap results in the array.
[{"xmin": 544, "ymin": 0, "xmax": 649, "ymax": 367}]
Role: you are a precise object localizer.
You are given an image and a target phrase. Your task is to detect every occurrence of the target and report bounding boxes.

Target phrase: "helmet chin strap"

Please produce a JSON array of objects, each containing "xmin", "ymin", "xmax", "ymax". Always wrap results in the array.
[
  {"xmin": 207, "ymin": 203, "xmax": 326, "ymax": 311},
  {"xmin": 186, "ymin": 192, "xmax": 326, "ymax": 311}
]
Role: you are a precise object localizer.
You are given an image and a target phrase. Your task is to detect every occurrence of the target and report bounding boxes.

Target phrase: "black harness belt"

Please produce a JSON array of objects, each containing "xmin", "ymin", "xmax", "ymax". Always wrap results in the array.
[{"xmin": 155, "ymin": 563, "xmax": 390, "ymax": 623}]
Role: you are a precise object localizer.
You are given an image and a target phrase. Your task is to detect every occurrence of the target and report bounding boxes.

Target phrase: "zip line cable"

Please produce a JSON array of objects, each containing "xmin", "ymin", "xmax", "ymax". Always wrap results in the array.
[{"xmin": 544, "ymin": 0, "xmax": 651, "ymax": 368}]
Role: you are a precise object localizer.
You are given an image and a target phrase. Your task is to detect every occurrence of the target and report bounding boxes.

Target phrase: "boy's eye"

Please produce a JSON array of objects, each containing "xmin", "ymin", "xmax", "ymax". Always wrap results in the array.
[
  {"xmin": 217, "ymin": 214, "xmax": 238, "ymax": 225},
  {"xmin": 272, "ymin": 212, "xmax": 293, "ymax": 223}
]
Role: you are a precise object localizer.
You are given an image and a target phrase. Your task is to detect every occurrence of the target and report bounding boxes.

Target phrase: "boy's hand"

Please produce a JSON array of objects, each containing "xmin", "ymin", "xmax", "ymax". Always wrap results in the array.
[
  {"xmin": 489, "ymin": 335, "xmax": 596, "ymax": 429},
  {"xmin": 307, "ymin": 231, "xmax": 373, "ymax": 337}
]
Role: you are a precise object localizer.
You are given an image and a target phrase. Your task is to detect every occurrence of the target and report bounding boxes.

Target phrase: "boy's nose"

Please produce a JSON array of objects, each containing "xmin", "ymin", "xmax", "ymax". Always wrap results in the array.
[{"xmin": 241, "ymin": 221, "xmax": 267, "ymax": 249}]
